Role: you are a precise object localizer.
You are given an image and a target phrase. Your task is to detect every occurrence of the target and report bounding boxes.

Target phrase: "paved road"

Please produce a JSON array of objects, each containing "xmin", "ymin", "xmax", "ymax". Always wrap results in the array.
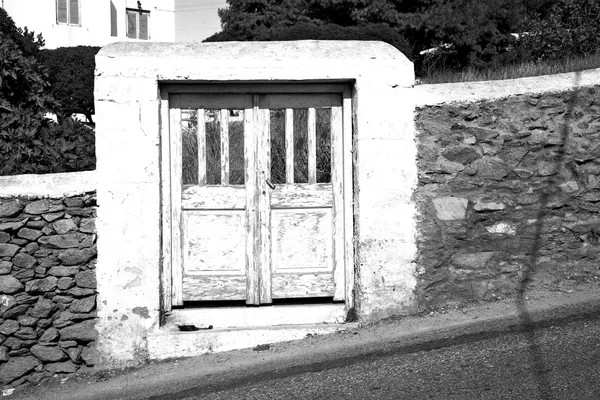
[{"xmin": 159, "ymin": 314, "xmax": 600, "ymax": 400}]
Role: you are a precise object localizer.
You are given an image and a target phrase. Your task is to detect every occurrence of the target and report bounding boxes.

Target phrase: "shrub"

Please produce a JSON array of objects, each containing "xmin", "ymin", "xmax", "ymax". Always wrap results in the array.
[
  {"xmin": 39, "ymin": 46, "xmax": 100, "ymax": 123},
  {"xmin": 520, "ymin": 0, "xmax": 600, "ymax": 61},
  {"xmin": 0, "ymin": 117, "xmax": 95, "ymax": 175}
]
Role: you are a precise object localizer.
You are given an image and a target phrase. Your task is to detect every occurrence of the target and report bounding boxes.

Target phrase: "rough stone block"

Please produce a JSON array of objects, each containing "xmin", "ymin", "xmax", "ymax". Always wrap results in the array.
[
  {"xmin": 15, "ymin": 317, "xmax": 37, "ymax": 328},
  {"xmin": 14, "ymin": 327, "xmax": 37, "ymax": 340},
  {"xmin": 31, "ymin": 344, "xmax": 68, "ymax": 362},
  {"xmin": 0, "ymin": 320, "xmax": 19, "ymax": 336},
  {"xmin": 38, "ymin": 234, "xmax": 79, "ymax": 249},
  {"xmin": 39, "ymin": 327, "xmax": 59, "ymax": 343},
  {"xmin": 30, "ymin": 298, "xmax": 58, "ymax": 319},
  {"xmin": 0, "ymin": 262, "xmax": 11, "ymax": 275},
  {"xmin": 1, "ymin": 305, "xmax": 29, "ymax": 320},
  {"xmin": 52, "ymin": 219, "xmax": 78, "ymax": 235},
  {"xmin": 432, "ymin": 197, "xmax": 469, "ymax": 221},
  {"xmin": 25, "ymin": 277, "xmax": 58, "ymax": 294},
  {"xmin": 79, "ymin": 218, "xmax": 96, "ymax": 234},
  {"xmin": 9, "ymin": 238, "xmax": 28, "ymax": 246},
  {"xmin": 0, "ymin": 232, "xmax": 9, "ymax": 243},
  {"xmin": 0, "ymin": 201, "xmax": 23, "ymax": 218},
  {"xmin": 69, "ymin": 296, "xmax": 95, "ymax": 314},
  {"xmin": 57, "ymin": 277, "xmax": 74, "ymax": 290},
  {"xmin": 0, "ymin": 356, "xmax": 40, "ymax": 384},
  {"xmin": 48, "ymin": 266, "xmax": 79, "ymax": 277},
  {"xmin": 75, "ymin": 270, "xmax": 96, "ymax": 289},
  {"xmin": 0, "ymin": 295, "xmax": 16, "ymax": 315},
  {"xmin": 58, "ymin": 248, "xmax": 96, "ymax": 266},
  {"xmin": 24, "ymin": 200, "xmax": 64, "ymax": 215},
  {"xmin": 451, "ymin": 252, "xmax": 497, "ymax": 270},
  {"xmin": 45, "ymin": 360, "xmax": 78, "ymax": 374},
  {"xmin": 0, "ymin": 221, "xmax": 24, "ymax": 232},
  {"xmin": 64, "ymin": 198, "xmax": 84, "ymax": 208},
  {"xmin": 17, "ymin": 228, "xmax": 42, "ymax": 241},
  {"xmin": 59, "ymin": 320, "xmax": 97, "ymax": 343},
  {"xmin": 12, "ymin": 253, "xmax": 36, "ymax": 269},
  {"xmin": 0, "ymin": 276, "xmax": 23, "ymax": 294},
  {"xmin": 0, "ymin": 244, "xmax": 19, "ymax": 258}
]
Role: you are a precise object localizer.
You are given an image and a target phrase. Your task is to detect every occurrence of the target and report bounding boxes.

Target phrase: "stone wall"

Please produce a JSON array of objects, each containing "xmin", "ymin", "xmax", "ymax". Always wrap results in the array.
[
  {"xmin": 414, "ymin": 85, "xmax": 600, "ymax": 309},
  {"xmin": 0, "ymin": 173, "xmax": 97, "ymax": 389}
]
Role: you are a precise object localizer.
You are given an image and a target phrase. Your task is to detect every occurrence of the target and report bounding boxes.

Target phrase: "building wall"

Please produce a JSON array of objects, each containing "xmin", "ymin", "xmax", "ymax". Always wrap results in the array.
[{"xmin": 2, "ymin": 0, "xmax": 175, "ymax": 49}]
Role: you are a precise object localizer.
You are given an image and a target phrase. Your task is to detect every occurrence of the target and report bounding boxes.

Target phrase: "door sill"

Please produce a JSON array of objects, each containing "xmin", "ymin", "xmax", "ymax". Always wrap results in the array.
[
  {"xmin": 165, "ymin": 303, "xmax": 346, "ymax": 329},
  {"xmin": 148, "ymin": 322, "xmax": 357, "ymax": 360}
]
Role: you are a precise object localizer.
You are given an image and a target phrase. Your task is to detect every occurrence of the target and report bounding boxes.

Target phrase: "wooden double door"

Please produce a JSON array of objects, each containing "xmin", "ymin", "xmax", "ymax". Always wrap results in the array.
[{"xmin": 167, "ymin": 90, "xmax": 349, "ymax": 306}]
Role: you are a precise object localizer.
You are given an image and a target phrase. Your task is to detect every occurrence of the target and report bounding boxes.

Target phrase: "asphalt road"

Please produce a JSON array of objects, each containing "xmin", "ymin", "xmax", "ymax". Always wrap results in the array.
[{"xmin": 167, "ymin": 313, "xmax": 600, "ymax": 400}]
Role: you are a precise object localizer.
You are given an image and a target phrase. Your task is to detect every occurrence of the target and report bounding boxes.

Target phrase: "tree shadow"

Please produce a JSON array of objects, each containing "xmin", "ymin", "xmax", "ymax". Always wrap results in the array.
[{"xmin": 516, "ymin": 71, "xmax": 582, "ymax": 400}]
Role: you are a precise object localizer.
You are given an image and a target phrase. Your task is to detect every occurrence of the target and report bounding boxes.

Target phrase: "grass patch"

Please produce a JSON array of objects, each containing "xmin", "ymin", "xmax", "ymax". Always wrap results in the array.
[{"xmin": 420, "ymin": 52, "xmax": 600, "ymax": 84}]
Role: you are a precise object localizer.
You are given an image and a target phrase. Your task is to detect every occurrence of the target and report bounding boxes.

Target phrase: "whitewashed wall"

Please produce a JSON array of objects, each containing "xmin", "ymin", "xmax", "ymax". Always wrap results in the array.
[{"xmin": 94, "ymin": 40, "xmax": 417, "ymax": 366}]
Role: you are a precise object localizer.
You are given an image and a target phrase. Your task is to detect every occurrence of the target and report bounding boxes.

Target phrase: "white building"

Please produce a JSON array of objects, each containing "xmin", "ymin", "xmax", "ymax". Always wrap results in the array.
[{"xmin": 1, "ymin": 0, "xmax": 222, "ymax": 49}]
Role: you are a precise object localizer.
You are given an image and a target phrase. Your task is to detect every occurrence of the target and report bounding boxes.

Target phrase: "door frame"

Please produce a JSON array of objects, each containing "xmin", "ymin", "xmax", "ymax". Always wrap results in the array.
[{"xmin": 159, "ymin": 82, "xmax": 355, "ymax": 319}]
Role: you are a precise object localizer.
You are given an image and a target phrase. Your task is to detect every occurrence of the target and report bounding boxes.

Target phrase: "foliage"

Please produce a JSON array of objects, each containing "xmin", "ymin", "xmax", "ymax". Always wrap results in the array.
[
  {"xmin": 209, "ymin": 0, "xmax": 535, "ymax": 73},
  {"xmin": 207, "ymin": 20, "xmax": 412, "ymax": 55},
  {"xmin": 520, "ymin": 0, "xmax": 600, "ymax": 61},
  {"xmin": 0, "ymin": 8, "xmax": 44, "ymax": 57},
  {"xmin": 39, "ymin": 46, "xmax": 100, "ymax": 123},
  {"xmin": 0, "ymin": 116, "xmax": 95, "ymax": 175},
  {"xmin": 0, "ymin": 9, "xmax": 95, "ymax": 175},
  {"xmin": 421, "ymin": 50, "xmax": 600, "ymax": 83}
]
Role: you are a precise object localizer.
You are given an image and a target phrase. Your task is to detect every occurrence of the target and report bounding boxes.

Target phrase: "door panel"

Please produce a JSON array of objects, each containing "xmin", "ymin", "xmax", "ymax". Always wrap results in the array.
[
  {"xmin": 183, "ymin": 212, "xmax": 245, "ymax": 274},
  {"xmin": 170, "ymin": 91, "xmax": 345, "ymax": 305},
  {"xmin": 271, "ymin": 209, "xmax": 333, "ymax": 273},
  {"xmin": 261, "ymin": 94, "xmax": 343, "ymax": 300},
  {"xmin": 172, "ymin": 94, "xmax": 255, "ymax": 304}
]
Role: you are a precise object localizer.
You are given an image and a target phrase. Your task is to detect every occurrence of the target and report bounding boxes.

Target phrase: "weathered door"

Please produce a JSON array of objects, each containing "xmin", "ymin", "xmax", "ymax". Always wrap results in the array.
[{"xmin": 168, "ymin": 92, "xmax": 345, "ymax": 306}]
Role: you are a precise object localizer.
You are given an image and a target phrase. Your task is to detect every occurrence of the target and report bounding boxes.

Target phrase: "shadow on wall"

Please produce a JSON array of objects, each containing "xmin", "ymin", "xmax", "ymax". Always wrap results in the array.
[
  {"xmin": 414, "ymin": 71, "xmax": 596, "ymax": 399},
  {"xmin": 516, "ymin": 71, "xmax": 581, "ymax": 400}
]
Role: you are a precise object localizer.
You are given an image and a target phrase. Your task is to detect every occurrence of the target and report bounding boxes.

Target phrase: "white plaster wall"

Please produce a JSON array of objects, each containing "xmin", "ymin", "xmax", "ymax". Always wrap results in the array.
[
  {"xmin": 413, "ymin": 68, "xmax": 600, "ymax": 106},
  {"xmin": 95, "ymin": 40, "xmax": 416, "ymax": 366},
  {"xmin": 0, "ymin": 171, "xmax": 96, "ymax": 198}
]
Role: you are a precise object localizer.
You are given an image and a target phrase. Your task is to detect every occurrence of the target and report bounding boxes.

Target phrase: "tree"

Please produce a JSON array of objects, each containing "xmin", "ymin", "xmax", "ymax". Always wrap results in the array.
[
  {"xmin": 520, "ymin": 0, "xmax": 600, "ymax": 61},
  {"xmin": 208, "ymin": 0, "xmax": 529, "ymax": 72},
  {"xmin": 0, "ymin": 9, "xmax": 95, "ymax": 175},
  {"xmin": 39, "ymin": 46, "xmax": 101, "ymax": 123},
  {"xmin": 0, "ymin": 9, "xmax": 55, "ymax": 139}
]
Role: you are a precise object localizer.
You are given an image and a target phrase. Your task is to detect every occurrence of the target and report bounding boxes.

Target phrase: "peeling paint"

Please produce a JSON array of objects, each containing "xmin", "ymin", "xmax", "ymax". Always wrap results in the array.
[
  {"xmin": 132, "ymin": 307, "xmax": 150, "ymax": 319},
  {"xmin": 123, "ymin": 276, "xmax": 142, "ymax": 289}
]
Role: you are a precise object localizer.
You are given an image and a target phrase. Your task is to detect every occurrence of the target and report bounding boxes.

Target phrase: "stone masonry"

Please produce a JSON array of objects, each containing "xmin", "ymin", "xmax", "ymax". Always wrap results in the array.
[
  {"xmin": 415, "ymin": 86, "xmax": 600, "ymax": 309},
  {"xmin": 0, "ymin": 194, "xmax": 97, "ymax": 389}
]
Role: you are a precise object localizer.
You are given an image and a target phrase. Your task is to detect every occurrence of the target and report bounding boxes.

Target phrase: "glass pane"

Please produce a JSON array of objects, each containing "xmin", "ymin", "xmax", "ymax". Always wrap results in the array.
[
  {"xmin": 293, "ymin": 109, "xmax": 308, "ymax": 183},
  {"xmin": 205, "ymin": 109, "xmax": 221, "ymax": 185},
  {"xmin": 228, "ymin": 110, "xmax": 245, "ymax": 185},
  {"xmin": 316, "ymin": 108, "xmax": 331, "ymax": 183},
  {"xmin": 126, "ymin": 12, "xmax": 137, "ymax": 38},
  {"xmin": 270, "ymin": 109, "xmax": 286, "ymax": 184},
  {"xmin": 181, "ymin": 109, "xmax": 198, "ymax": 186}
]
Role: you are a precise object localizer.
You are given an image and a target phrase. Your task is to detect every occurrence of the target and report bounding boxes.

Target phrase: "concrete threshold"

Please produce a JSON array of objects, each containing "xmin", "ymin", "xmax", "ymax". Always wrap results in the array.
[{"xmin": 147, "ymin": 322, "xmax": 356, "ymax": 360}]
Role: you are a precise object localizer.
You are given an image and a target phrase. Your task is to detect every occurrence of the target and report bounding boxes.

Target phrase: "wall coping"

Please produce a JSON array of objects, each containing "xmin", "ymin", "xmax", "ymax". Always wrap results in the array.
[
  {"xmin": 0, "ymin": 170, "xmax": 96, "ymax": 198},
  {"xmin": 413, "ymin": 67, "xmax": 600, "ymax": 106}
]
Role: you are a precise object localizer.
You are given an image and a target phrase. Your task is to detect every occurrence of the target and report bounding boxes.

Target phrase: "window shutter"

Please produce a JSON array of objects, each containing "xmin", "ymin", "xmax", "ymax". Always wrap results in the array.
[
  {"xmin": 139, "ymin": 13, "xmax": 149, "ymax": 40},
  {"xmin": 110, "ymin": 1, "xmax": 118, "ymax": 37},
  {"xmin": 69, "ymin": 0, "xmax": 80, "ymax": 25},
  {"xmin": 127, "ymin": 11, "xmax": 137, "ymax": 39},
  {"xmin": 57, "ymin": 0, "xmax": 68, "ymax": 23}
]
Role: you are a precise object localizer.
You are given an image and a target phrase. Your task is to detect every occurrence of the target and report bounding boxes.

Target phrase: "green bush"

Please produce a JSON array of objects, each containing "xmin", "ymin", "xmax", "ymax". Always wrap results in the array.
[
  {"xmin": 0, "ymin": 9, "xmax": 95, "ymax": 175},
  {"xmin": 520, "ymin": 0, "xmax": 600, "ymax": 61},
  {"xmin": 39, "ymin": 46, "xmax": 100, "ymax": 123}
]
